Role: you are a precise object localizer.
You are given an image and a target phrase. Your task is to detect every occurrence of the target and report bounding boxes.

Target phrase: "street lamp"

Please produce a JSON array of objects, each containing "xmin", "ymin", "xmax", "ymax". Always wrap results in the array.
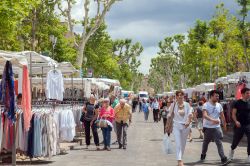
[{"xmin": 50, "ymin": 35, "xmax": 57, "ymax": 60}]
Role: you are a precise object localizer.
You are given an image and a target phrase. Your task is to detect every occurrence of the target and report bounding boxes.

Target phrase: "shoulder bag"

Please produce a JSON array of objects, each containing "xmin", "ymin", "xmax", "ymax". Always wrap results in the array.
[{"xmin": 165, "ymin": 102, "xmax": 176, "ymax": 135}]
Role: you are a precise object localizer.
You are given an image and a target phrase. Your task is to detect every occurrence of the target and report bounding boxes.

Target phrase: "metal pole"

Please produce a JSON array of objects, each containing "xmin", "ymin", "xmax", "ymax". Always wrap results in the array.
[
  {"xmin": 210, "ymin": 55, "xmax": 212, "ymax": 82},
  {"xmin": 71, "ymin": 73, "xmax": 74, "ymax": 109},
  {"xmin": 42, "ymin": 66, "xmax": 44, "ymax": 101},
  {"xmin": 82, "ymin": 75, "xmax": 84, "ymax": 102},
  {"xmin": 11, "ymin": 122, "xmax": 16, "ymax": 166},
  {"xmin": 29, "ymin": 53, "xmax": 33, "ymax": 101}
]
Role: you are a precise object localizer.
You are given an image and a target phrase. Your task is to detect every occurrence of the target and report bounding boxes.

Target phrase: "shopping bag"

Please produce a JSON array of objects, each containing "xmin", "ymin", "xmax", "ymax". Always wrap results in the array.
[
  {"xmin": 162, "ymin": 134, "xmax": 174, "ymax": 155},
  {"xmin": 96, "ymin": 119, "xmax": 108, "ymax": 128}
]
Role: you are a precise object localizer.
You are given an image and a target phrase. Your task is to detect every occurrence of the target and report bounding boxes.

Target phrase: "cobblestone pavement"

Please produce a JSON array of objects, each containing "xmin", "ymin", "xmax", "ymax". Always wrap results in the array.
[{"xmin": 27, "ymin": 111, "xmax": 249, "ymax": 166}]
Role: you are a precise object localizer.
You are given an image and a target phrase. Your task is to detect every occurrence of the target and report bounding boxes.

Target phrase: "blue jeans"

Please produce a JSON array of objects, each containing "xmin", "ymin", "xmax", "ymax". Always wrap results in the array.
[{"xmin": 102, "ymin": 126, "xmax": 112, "ymax": 147}]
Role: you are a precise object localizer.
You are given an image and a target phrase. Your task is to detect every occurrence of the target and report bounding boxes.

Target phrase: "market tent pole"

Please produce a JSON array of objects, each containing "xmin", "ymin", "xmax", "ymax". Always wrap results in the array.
[
  {"xmin": 71, "ymin": 73, "xmax": 74, "ymax": 108},
  {"xmin": 82, "ymin": 77, "xmax": 84, "ymax": 101},
  {"xmin": 29, "ymin": 52, "xmax": 33, "ymax": 102},
  {"xmin": 42, "ymin": 66, "xmax": 44, "ymax": 101},
  {"xmin": 12, "ymin": 123, "xmax": 16, "ymax": 166}
]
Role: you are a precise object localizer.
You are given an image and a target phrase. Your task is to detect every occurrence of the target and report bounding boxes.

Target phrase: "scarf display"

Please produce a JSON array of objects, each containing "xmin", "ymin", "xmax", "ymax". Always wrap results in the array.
[
  {"xmin": 22, "ymin": 65, "xmax": 32, "ymax": 131},
  {"xmin": 0, "ymin": 61, "xmax": 16, "ymax": 123}
]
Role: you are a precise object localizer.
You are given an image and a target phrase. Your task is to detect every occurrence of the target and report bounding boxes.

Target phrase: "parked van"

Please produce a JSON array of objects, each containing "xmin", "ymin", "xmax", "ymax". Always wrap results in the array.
[{"xmin": 138, "ymin": 91, "xmax": 149, "ymax": 101}]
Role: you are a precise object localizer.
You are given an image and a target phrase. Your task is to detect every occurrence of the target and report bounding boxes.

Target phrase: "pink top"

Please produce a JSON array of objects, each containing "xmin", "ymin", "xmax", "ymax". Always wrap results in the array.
[{"xmin": 99, "ymin": 106, "xmax": 115, "ymax": 123}]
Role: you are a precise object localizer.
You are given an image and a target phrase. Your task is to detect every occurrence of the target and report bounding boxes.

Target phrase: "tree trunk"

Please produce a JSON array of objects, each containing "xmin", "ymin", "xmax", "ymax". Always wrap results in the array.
[
  {"xmin": 31, "ymin": 8, "xmax": 37, "ymax": 51},
  {"xmin": 242, "ymin": 34, "xmax": 250, "ymax": 71},
  {"xmin": 77, "ymin": 39, "xmax": 87, "ymax": 67}
]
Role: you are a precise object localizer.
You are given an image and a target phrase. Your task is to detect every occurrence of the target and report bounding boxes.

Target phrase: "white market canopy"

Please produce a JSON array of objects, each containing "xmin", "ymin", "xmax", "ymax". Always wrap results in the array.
[
  {"xmin": 31, "ymin": 77, "xmax": 110, "ymax": 90},
  {"xmin": 0, "ymin": 50, "xmax": 77, "ymax": 75},
  {"xmin": 215, "ymin": 72, "xmax": 250, "ymax": 85},
  {"xmin": 0, "ymin": 51, "xmax": 28, "ymax": 69},
  {"xmin": 195, "ymin": 83, "xmax": 215, "ymax": 92},
  {"xmin": 97, "ymin": 78, "xmax": 120, "ymax": 86},
  {"xmin": 215, "ymin": 77, "xmax": 228, "ymax": 84},
  {"xmin": 184, "ymin": 88, "xmax": 195, "ymax": 98}
]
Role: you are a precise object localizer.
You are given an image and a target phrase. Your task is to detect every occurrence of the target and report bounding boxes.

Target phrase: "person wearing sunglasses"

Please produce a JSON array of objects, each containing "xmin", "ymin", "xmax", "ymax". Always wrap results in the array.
[{"xmin": 200, "ymin": 90, "xmax": 230, "ymax": 165}]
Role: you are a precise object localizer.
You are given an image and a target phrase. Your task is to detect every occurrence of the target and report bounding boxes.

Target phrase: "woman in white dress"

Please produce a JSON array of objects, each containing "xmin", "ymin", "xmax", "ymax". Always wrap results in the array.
[{"xmin": 168, "ymin": 90, "xmax": 193, "ymax": 166}]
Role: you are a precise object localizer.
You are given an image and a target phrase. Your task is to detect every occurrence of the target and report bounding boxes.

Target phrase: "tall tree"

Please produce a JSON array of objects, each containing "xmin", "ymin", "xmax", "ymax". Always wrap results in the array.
[
  {"xmin": 237, "ymin": 0, "xmax": 250, "ymax": 70},
  {"xmin": 0, "ymin": 0, "xmax": 38, "ymax": 50},
  {"xmin": 58, "ymin": 0, "xmax": 121, "ymax": 67},
  {"xmin": 112, "ymin": 39, "xmax": 143, "ymax": 90}
]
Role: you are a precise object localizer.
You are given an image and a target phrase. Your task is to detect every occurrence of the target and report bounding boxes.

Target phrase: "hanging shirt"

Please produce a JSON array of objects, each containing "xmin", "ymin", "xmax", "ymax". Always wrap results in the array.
[{"xmin": 46, "ymin": 70, "xmax": 64, "ymax": 101}]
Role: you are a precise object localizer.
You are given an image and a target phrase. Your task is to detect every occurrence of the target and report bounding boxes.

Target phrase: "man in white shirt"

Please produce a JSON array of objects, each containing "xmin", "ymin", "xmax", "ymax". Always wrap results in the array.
[
  {"xmin": 200, "ymin": 90, "xmax": 230, "ymax": 165},
  {"xmin": 151, "ymin": 98, "xmax": 159, "ymax": 122}
]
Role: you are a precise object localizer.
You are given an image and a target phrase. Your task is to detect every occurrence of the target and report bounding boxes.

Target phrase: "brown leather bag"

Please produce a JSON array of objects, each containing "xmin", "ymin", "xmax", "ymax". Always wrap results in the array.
[{"xmin": 165, "ymin": 102, "xmax": 176, "ymax": 135}]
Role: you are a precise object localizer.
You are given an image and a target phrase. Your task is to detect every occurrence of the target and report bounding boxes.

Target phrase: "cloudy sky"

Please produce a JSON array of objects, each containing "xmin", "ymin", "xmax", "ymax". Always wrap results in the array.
[{"xmin": 71, "ymin": 0, "xmax": 240, "ymax": 74}]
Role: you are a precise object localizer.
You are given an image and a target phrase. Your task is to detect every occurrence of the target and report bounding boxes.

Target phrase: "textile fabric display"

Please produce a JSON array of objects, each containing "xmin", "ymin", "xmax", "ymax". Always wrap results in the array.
[
  {"xmin": 22, "ymin": 65, "xmax": 32, "ymax": 131},
  {"xmin": 0, "ymin": 61, "xmax": 16, "ymax": 122},
  {"xmin": 46, "ymin": 70, "xmax": 64, "ymax": 101},
  {"xmin": 71, "ymin": 105, "xmax": 83, "ymax": 128},
  {"xmin": 0, "ymin": 105, "xmax": 78, "ymax": 158},
  {"xmin": 235, "ymin": 83, "xmax": 246, "ymax": 100},
  {"xmin": 56, "ymin": 107, "xmax": 76, "ymax": 142},
  {"xmin": 84, "ymin": 80, "xmax": 91, "ymax": 99},
  {"xmin": 27, "ymin": 108, "xmax": 60, "ymax": 158},
  {"xmin": 64, "ymin": 88, "xmax": 84, "ymax": 101}
]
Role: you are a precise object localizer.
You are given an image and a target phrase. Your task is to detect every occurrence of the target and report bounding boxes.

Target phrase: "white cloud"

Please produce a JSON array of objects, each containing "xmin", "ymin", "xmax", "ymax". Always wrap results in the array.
[
  {"xmin": 68, "ymin": 0, "xmax": 240, "ymax": 75},
  {"xmin": 138, "ymin": 46, "xmax": 159, "ymax": 74}
]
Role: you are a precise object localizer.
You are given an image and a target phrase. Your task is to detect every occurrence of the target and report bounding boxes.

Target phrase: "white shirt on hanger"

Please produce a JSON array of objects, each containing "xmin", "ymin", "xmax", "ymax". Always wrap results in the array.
[{"xmin": 46, "ymin": 70, "xmax": 64, "ymax": 101}]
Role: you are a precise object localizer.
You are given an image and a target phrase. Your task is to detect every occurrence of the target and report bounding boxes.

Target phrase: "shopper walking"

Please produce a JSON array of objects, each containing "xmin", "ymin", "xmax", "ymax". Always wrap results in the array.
[
  {"xmin": 82, "ymin": 94, "xmax": 100, "ymax": 150},
  {"xmin": 195, "ymin": 101, "xmax": 204, "ymax": 139},
  {"xmin": 114, "ymin": 99, "xmax": 132, "ymax": 149},
  {"xmin": 200, "ymin": 90, "xmax": 230, "ymax": 165},
  {"xmin": 160, "ymin": 99, "xmax": 171, "ymax": 133},
  {"xmin": 142, "ymin": 99, "xmax": 150, "ymax": 121},
  {"xmin": 188, "ymin": 99, "xmax": 194, "ymax": 142},
  {"xmin": 110, "ymin": 94, "xmax": 119, "ymax": 145},
  {"xmin": 152, "ymin": 98, "xmax": 160, "ymax": 122},
  {"xmin": 229, "ymin": 87, "xmax": 250, "ymax": 162},
  {"xmin": 99, "ymin": 98, "xmax": 115, "ymax": 151},
  {"xmin": 166, "ymin": 90, "xmax": 192, "ymax": 166}
]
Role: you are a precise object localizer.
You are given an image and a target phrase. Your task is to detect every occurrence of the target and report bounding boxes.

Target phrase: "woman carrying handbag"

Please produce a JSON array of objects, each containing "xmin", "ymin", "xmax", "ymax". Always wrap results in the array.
[
  {"xmin": 165, "ymin": 90, "xmax": 193, "ymax": 166},
  {"xmin": 99, "ymin": 98, "xmax": 115, "ymax": 151}
]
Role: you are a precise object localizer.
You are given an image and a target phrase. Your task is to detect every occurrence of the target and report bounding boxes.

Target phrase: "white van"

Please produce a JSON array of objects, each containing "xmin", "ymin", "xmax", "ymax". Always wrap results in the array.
[{"xmin": 138, "ymin": 91, "xmax": 149, "ymax": 101}]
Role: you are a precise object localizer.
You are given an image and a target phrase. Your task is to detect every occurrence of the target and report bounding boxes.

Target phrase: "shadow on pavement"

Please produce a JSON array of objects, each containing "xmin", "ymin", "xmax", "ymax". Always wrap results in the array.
[
  {"xmin": 0, "ymin": 160, "xmax": 55, "ymax": 165},
  {"xmin": 149, "ymin": 139, "xmax": 163, "ymax": 142},
  {"xmin": 185, "ymin": 160, "xmax": 221, "ymax": 166}
]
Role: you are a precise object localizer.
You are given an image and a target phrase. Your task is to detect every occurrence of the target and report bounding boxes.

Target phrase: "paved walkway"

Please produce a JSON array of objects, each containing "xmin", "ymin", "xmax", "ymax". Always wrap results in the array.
[{"xmin": 25, "ymin": 111, "xmax": 249, "ymax": 166}]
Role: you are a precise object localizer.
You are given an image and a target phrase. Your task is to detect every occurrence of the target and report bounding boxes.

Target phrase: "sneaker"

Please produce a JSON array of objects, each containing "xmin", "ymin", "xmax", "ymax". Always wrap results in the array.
[
  {"xmin": 102, "ymin": 146, "xmax": 107, "ymax": 150},
  {"xmin": 119, "ymin": 144, "xmax": 122, "ymax": 149},
  {"xmin": 112, "ymin": 141, "xmax": 118, "ymax": 145},
  {"xmin": 221, "ymin": 157, "xmax": 230, "ymax": 165},
  {"xmin": 200, "ymin": 154, "xmax": 206, "ymax": 161},
  {"xmin": 107, "ymin": 147, "xmax": 111, "ymax": 151},
  {"xmin": 229, "ymin": 149, "xmax": 234, "ymax": 160},
  {"xmin": 96, "ymin": 146, "xmax": 100, "ymax": 151},
  {"xmin": 123, "ymin": 145, "xmax": 127, "ymax": 150}
]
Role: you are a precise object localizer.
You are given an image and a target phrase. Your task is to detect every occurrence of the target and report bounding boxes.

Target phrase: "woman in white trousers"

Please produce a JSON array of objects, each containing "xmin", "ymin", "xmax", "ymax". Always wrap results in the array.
[{"xmin": 169, "ymin": 90, "xmax": 192, "ymax": 166}]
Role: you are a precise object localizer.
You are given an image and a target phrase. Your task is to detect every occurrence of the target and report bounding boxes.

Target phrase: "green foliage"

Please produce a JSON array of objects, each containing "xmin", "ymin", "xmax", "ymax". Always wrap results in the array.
[
  {"xmin": 149, "ymin": 3, "xmax": 248, "ymax": 93},
  {"xmin": 0, "ymin": 0, "xmax": 143, "ymax": 91}
]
